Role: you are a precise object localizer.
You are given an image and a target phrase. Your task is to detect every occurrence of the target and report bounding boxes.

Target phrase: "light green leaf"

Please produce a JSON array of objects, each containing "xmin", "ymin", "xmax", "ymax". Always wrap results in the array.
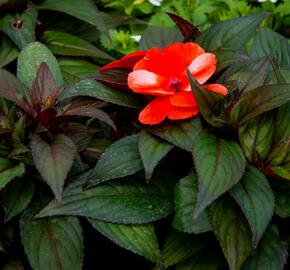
[
  {"xmin": 20, "ymin": 202, "xmax": 84, "ymax": 270},
  {"xmin": 37, "ymin": 177, "xmax": 174, "ymax": 224},
  {"xmin": 17, "ymin": 42, "xmax": 63, "ymax": 88},
  {"xmin": 31, "ymin": 134, "xmax": 76, "ymax": 201},
  {"xmin": 251, "ymin": 28, "xmax": 290, "ymax": 68},
  {"xmin": 41, "ymin": 31, "xmax": 112, "ymax": 60},
  {"xmin": 173, "ymin": 174, "xmax": 211, "ymax": 234},
  {"xmin": 193, "ymin": 131, "xmax": 246, "ymax": 218},
  {"xmin": 36, "ymin": 0, "xmax": 106, "ymax": 34},
  {"xmin": 211, "ymin": 196, "xmax": 252, "ymax": 270},
  {"xmin": 0, "ymin": 36, "xmax": 19, "ymax": 68},
  {"xmin": 0, "ymin": 6, "xmax": 37, "ymax": 49},
  {"xmin": 239, "ymin": 112, "xmax": 275, "ymax": 163},
  {"xmin": 59, "ymin": 79, "xmax": 139, "ymax": 107},
  {"xmin": 1, "ymin": 177, "xmax": 34, "ymax": 222},
  {"xmin": 87, "ymin": 135, "xmax": 143, "ymax": 187},
  {"xmin": 243, "ymin": 225, "xmax": 287, "ymax": 270},
  {"xmin": 89, "ymin": 219, "xmax": 160, "ymax": 262},
  {"xmin": 139, "ymin": 131, "xmax": 172, "ymax": 180},
  {"xmin": 230, "ymin": 167, "xmax": 274, "ymax": 246},
  {"xmin": 149, "ymin": 118, "xmax": 202, "ymax": 151},
  {"xmin": 230, "ymin": 84, "xmax": 290, "ymax": 125}
]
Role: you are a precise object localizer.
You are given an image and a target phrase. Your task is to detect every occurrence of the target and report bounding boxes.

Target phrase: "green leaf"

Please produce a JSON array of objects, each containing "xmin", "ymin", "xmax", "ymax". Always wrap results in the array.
[
  {"xmin": 0, "ymin": 160, "xmax": 25, "ymax": 190},
  {"xmin": 230, "ymin": 84, "xmax": 290, "ymax": 126},
  {"xmin": 31, "ymin": 134, "xmax": 76, "ymax": 202},
  {"xmin": 139, "ymin": 131, "xmax": 172, "ymax": 180},
  {"xmin": 0, "ymin": 36, "xmax": 19, "ymax": 68},
  {"xmin": 139, "ymin": 25, "xmax": 183, "ymax": 50},
  {"xmin": 36, "ymin": 0, "xmax": 107, "ymax": 34},
  {"xmin": 211, "ymin": 196, "xmax": 252, "ymax": 270},
  {"xmin": 17, "ymin": 42, "xmax": 63, "ymax": 88},
  {"xmin": 192, "ymin": 131, "xmax": 246, "ymax": 218},
  {"xmin": 173, "ymin": 174, "xmax": 211, "ymax": 234},
  {"xmin": 20, "ymin": 202, "xmax": 84, "ymax": 270},
  {"xmin": 41, "ymin": 31, "xmax": 112, "ymax": 60},
  {"xmin": 37, "ymin": 177, "xmax": 174, "ymax": 224},
  {"xmin": 243, "ymin": 225, "xmax": 287, "ymax": 270},
  {"xmin": 197, "ymin": 13, "xmax": 268, "ymax": 70},
  {"xmin": 59, "ymin": 79, "xmax": 139, "ymax": 108},
  {"xmin": 1, "ymin": 177, "xmax": 34, "ymax": 222},
  {"xmin": 58, "ymin": 58, "xmax": 99, "ymax": 84},
  {"xmin": 230, "ymin": 167, "xmax": 274, "ymax": 246},
  {"xmin": 89, "ymin": 219, "xmax": 160, "ymax": 262},
  {"xmin": 275, "ymin": 103, "xmax": 290, "ymax": 143},
  {"xmin": 86, "ymin": 135, "xmax": 143, "ymax": 187},
  {"xmin": 159, "ymin": 230, "xmax": 208, "ymax": 268},
  {"xmin": 0, "ymin": 6, "xmax": 37, "ymax": 49},
  {"xmin": 187, "ymin": 70, "xmax": 226, "ymax": 127},
  {"xmin": 273, "ymin": 182, "xmax": 290, "ymax": 218},
  {"xmin": 271, "ymin": 166, "xmax": 290, "ymax": 180},
  {"xmin": 266, "ymin": 138, "xmax": 290, "ymax": 166},
  {"xmin": 251, "ymin": 28, "xmax": 290, "ymax": 68},
  {"xmin": 149, "ymin": 118, "xmax": 202, "ymax": 151},
  {"xmin": 239, "ymin": 112, "xmax": 275, "ymax": 163}
]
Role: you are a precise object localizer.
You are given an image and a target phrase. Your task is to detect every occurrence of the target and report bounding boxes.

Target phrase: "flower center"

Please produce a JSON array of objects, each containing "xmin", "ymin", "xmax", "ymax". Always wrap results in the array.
[{"xmin": 168, "ymin": 78, "xmax": 183, "ymax": 92}]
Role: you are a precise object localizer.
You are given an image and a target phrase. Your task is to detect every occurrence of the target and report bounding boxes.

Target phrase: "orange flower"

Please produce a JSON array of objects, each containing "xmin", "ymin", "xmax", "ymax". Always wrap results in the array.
[{"xmin": 127, "ymin": 43, "xmax": 228, "ymax": 125}]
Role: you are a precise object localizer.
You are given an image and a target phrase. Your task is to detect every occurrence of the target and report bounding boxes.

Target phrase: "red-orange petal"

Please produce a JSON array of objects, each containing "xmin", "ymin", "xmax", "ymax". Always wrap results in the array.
[
  {"xmin": 203, "ymin": 84, "xmax": 228, "ymax": 96},
  {"xmin": 139, "ymin": 97, "xmax": 171, "ymax": 125},
  {"xmin": 169, "ymin": 91, "xmax": 197, "ymax": 107},
  {"xmin": 99, "ymin": 50, "xmax": 147, "ymax": 71},
  {"xmin": 128, "ymin": 70, "xmax": 174, "ymax": 95},
  {"xmin": 167, "ymin": 105, "xmax": 199, "ymax": 120},
  {"xmin": 134, "ymin": 43, "xmax": 205, "ymax": 77},
  {"xmin": 187, "ymin": 53, "xmax": 217, "ymax": 84}
]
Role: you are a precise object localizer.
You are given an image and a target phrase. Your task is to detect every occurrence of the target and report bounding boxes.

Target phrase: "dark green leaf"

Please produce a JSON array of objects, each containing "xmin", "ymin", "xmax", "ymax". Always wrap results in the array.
[
  {"xmin": 275, "ymin": 103, "xmax": 290, "ymax": 143},
  {"xmin": 87, "ymin": 135, "xmax": 143, "ymax": 186},
  {"xmin": 20, "ymin": 202, "xmax": 84, "ymax": 270},
  {"xmin": 173, "ymin": 174, "xmax": 211, "ymax": 234},
  {"xmin": 37, "ymin": 177, "xmax": 174, "ymax": 224},
  {"xmin": 58, "ymin": 58, "xmax": 99, "ymax": 84},
  {"xmin": 0, "ymin": 158, "xmax": 25, "ymax": 190},
  {"xmin": 243, "ymin": 225, "xmax": 287, "ymax": 270},
  {"xmin": 274, "ymin": 182, "xmax": 290, "ymax": 218},
  {"xmin": 211, "ymin": 196, "xmax": 252, "ymax": 270},
  {"xmin": 149, "ymin": 118, "xmax": 202, "ymax": 151},
  {"xmin": 17, "ymin": 42, "xmax": 63, "ymax": 88},
  {"xmin": 159, "ymin": 230, "xmax": 208, "ymax": 268},
  {"xmin": 1, "ymin": 177, "xmax": 34, "ymax": 222},
  {"xmin": 89, "ymin": 219, "xmax": 160, "ymax": 262},
  {"xmin": 197, "ymin": 13, "xmax": 268, "ymax": 70},
  {"xmin": 251, "ymin": 28, "xmax": 290, "ymax": 68},
  {"xmin": 0, "ymin": 35, "xmax": 19, "ymax": 68},
  {"xmin": 139, "ymin": 131, "xmax": 172, "ymax": 180},
  {"xmin": 41, "ymin": 31, "xmax": 112, "ymax": 60},
  {"xmin": 230, "ymin": 84, "xmax": 290, "ymax": 125},
  {"xmin": 193, "ymin": 131, "xmax": 246, "ymax": 218},
  {"xmin": 187, "ymin": 70, "xmax": 226, "ymax": 127},
  {"xmin": 0, "ymin": 6, "xmax": 37, "ymax": 49},
  {"xmin": 59, "ymin": 79, "xmax": 139, "ymax": 107},
  {"xmin": 239, "ymin": 112, "xmax": 275, "ymax": 163},
  {"xmin": 266, "ymin": 138, "xmax": 290, "ymax": 166},
  {"xmin": 31, "ymin": 134, "xmax": 76, "ymax": 201},
  {"xmin": 139, "ymin": 25, "xmax": 183, "ymax": 50},
  {"xmin": 230, "ymin": 167, "xmax": 274, "ymax": 246},
  {"xmin": 36, "ymin": 0, "xmax": 107, "ymax": 34}
]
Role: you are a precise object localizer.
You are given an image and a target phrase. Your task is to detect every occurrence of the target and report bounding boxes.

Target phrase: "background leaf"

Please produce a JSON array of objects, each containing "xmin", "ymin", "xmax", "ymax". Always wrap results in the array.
[
  {"xmin": 193, "ymin": 131, "xmax": 246, "ymax": 218},
  {"xmin": 37, "ymin": 177, "xmax": 174, "ymax": 224},
  {"xmin": 173, "ymin": 174, "xmax": 212, "ymax": 234},
  {"xmin": 0, "ymin": 35, "xmax": 19, "ymax": 68},
  {"xmin": 17, "ymin": 42, "xmax": 63, "ymax": 88},
  {"xmin": 31, "ymin": 134, "xmax": 76, "ymax": 201},
  {"xmin": 87, "ymin": 135, "xmax": 143, "ymax": 186},
  {"xmin": 139, "ymin": 131, "xmax": 172, "ymax": 180},
  {"xmin": 89, "ymin": 219, "xmax": 161, "ymax": 262},
  {"xmin": 230, "ymin": 167, "xmax": 274, "ymax": 246},
  {"xmin": 211, "ymin": 196, "xmax": 252, "ymax": 270},
  {"xmin": 0, "ymin": 160, "xmax": 25, "ymax": 190},
  {"xmin": 20, "ymin": 202, "xmax": 84, "ymax": 270}
]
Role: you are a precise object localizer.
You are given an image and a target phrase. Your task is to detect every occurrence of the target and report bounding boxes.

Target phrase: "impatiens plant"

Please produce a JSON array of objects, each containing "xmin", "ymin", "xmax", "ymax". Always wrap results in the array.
[{"xmin": 0, "ymin": 5, "xmax": 290, "ymax": 270}]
